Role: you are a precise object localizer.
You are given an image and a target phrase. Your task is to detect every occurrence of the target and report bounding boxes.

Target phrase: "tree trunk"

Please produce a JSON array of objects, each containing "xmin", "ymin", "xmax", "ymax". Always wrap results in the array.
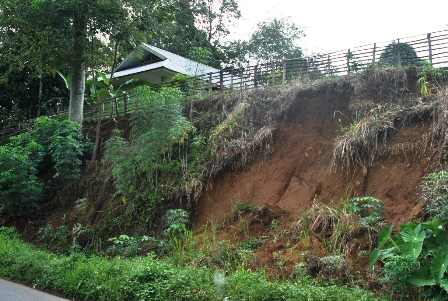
[
  {"xmin": 69, "ymin": 61, "xmax": 85, "ymax": 124},
  {"xmin": 68, "ymin": 15, "xmax": 87, "ymax": 125}
]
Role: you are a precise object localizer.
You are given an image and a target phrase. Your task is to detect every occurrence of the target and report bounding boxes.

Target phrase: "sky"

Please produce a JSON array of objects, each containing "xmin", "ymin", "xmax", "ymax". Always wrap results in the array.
[{"xmin": 230, "ymin": 0, "xmax": 448, "ymax": 54}]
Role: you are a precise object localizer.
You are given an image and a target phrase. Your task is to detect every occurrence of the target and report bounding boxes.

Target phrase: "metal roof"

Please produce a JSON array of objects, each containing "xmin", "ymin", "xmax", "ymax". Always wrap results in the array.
[{"xmin": 113, "ymin": 43, "xmax": 219, "ymax": 78}]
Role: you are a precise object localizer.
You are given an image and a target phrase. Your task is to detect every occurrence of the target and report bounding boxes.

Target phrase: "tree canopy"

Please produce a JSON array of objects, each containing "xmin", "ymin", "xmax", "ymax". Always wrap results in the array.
[
  {"xmin": 378, "ymin": 41, "xmax": 422, "ymax": 67},
  {"xmin": 248, "ymin": 17, "xmax": 305, "ymax": 63},
  {"xmin": 0, "ymin": 0, "xmax": 173, "ymax": 124}
]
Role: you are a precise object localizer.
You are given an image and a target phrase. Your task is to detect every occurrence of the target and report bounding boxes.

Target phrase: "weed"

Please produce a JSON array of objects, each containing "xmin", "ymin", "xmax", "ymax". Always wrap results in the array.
[
  {"xmin": 0, "ymin": 226, "xmax": 19, "ymax": 239},
  {"xmin": 240, "ymin": 237, "xmax": 263, "ymax": 250},
  {"xmin": 232, "ymin": 200, "xmax": 254, "ymax": 218},
  {"xmin": 162, "ymin": 209, "xmax": 191, "ymax": 239},
  {"xmin": 270, "ymin": 218, "xmax": 279, "ymax": 230},
  {"xmin": 418, "ymin": 170, "xmax": 448, "ymax": 223}
]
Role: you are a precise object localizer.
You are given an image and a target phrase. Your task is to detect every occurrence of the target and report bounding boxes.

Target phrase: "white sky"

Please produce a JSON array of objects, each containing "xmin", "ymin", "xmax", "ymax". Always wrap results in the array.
[{"xmin": 230, "ymin": 0, "xmax": 448, "ymax": 54}]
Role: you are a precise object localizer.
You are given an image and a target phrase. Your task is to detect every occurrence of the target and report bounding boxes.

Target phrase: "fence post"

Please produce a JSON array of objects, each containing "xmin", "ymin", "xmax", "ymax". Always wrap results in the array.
[
  {"xmin": 220, "ymin": 70, "xmax": 224, "ymax": 90},
  {"xmin": 114, "ymin": 96, "xmax": 119, "ymax": 117},
  {"xmin": 208, "ymin": 72, "xmax": 212, "ymax": 94},
  {"xmin": 282, "ymin": 61, "xmax": 286, "ymax": 85},
  {"xmin": 124, "ymin": 93, "xmax": 128, "ymax": 115},
  {"xmin": 427, "ymin": 33, "xmax": 433, "ymax": 64},
  {"xmin": 372, "ymin": 43, "xmax": 377, "ymax": 69},
  {"xmin": 346, "ymin": 49, "xmax": 351, "ymax": 73},
  {"xmin": 306, "ymin": 58, "xmax": 309, "ymax": 77},
  {"xmin": 327, "ymin": 55, "xmax": 331, "ymax": 76},
  {"xmin": 271, "ymin": 62, "xmax": 276, "ymax": 86},
  {"xmin": 254, "ymin": 65, "xmax": 258, "ymax": 88},
  {"xmin": 397, "ymin": 38, "xmax": 401, "ymax": 67}
]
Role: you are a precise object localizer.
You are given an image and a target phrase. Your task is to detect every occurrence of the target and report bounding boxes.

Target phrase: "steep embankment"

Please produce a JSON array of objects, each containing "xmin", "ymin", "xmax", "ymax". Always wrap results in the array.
[{"xmin": 196, "ymin": 71, "xmax": 431, "ymax": 227}]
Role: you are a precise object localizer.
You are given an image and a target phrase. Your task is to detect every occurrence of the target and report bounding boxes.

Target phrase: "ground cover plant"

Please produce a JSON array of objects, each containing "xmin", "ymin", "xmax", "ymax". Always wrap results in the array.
[
  {"xmin": 370, "ymin": 217, "xmax": 448, "ymax": 300},
  {"xmin": 0, "ymin": 227, "xmax": 382, "ymax": 301}
]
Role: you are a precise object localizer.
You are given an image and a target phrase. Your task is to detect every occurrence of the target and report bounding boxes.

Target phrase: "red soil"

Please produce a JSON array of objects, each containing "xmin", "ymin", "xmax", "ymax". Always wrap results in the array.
[{"xmin": 195, "ymin": 86, "xmax": 428, "ymax": 228}]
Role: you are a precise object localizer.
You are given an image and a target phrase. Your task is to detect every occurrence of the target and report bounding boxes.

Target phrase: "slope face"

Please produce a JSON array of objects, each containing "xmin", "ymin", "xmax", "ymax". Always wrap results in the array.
[{"xmin": 196, "ymin": 76, "xmax": 429, "ymax": 227}]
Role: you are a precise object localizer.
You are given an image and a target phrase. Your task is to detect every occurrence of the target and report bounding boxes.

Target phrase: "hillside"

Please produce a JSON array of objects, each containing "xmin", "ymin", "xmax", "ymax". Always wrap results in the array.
[
  {"xmin": 3, "ymin": 67, "xmax": 448, "ymax": 297},
  {"xmin": 196, "ymin": 68, "xmax": 431, "ymax": 227}
]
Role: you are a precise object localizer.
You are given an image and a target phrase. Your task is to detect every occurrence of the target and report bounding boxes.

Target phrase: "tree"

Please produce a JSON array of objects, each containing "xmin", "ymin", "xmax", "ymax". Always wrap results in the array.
[
  {"xmin": 148, "ymin": 0, "xmax": 241, "ymax": 68},
  {"xmin": 0, "ymin": 55, "xmax": 67, "ymax": 127},
  {"xmin": 248, "ymin": 17, "xmax": 305, "ymax": 63},
  {"xmin": 148, "ymin": 0, "xmax": 214, "ymax": 65},
  {"xmin": 0, "ymin": 0, "xmax": 171, "ymax": 125},
  {"xmin": 378, "ymin": 41, "xmax": 422, "ymax": 67},
  {"xmin": 194, "ymin": 0, "xmax": 241, "ymax": 46},
  {"xmin": 220, "ymin": 39, "xmax": 249, "ymax": 69}
]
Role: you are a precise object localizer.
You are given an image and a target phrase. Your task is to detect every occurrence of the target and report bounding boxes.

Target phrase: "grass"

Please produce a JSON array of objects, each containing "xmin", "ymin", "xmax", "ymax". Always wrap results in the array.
[{"xmin": 0, "ymin": 232, "xmax": 383, "ymax": 301}]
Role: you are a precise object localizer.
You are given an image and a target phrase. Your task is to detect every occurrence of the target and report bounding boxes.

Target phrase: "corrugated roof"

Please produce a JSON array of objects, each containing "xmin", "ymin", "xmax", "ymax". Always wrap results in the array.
[{"xmin": 113, "ymin": 43, "xmax": 219, "ymax": 78}]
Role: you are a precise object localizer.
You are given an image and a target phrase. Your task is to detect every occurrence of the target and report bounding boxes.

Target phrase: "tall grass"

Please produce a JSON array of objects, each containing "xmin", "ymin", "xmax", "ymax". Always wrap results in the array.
[{"xmin": 0, "ymin": 233, "xmax": 383, "ymax": 301}]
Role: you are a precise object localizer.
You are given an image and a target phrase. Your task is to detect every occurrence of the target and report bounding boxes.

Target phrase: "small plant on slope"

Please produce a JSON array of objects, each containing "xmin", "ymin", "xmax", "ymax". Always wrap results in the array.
[
  {"xmin": 370, "ymin": 217, "xmax": 448, "ymax": 299},
  {"xmin": 419, "ymin": 170, "xmax": 448, "ymax": 224}
]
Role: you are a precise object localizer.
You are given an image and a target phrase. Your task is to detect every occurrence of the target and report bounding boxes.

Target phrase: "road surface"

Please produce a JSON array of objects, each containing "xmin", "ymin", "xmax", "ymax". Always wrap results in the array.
[{"xmin": 0, "ymin": 278, "xmax": 69, "ymax": 301}]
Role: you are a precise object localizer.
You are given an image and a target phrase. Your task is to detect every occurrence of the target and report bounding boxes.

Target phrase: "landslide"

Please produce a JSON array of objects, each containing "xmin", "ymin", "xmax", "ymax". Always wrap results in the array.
[{"xmin": 196, "ymin": 68, "xmax": 438, "ymax": 228}]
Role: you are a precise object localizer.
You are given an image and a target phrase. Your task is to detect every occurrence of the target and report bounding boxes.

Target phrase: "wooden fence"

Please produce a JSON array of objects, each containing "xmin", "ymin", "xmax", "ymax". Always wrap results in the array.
[
  {"xmin": 183, "ymin": 29, "xmax": 448, "ymax": 90},
  {"xmin": 1, "ymin": 29, "xmax": 448, "ymax": 138}
]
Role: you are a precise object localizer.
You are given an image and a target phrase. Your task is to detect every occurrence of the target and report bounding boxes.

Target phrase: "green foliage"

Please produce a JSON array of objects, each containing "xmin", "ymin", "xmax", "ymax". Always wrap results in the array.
[
  {"xmin": 232, "ymin": 200, "xmax": 254, "ymax": 217},
  {"xmin": 0, "ymin": 226, "xmax": 19, "ymax": 239},
  {"xmin": 107, "ymin": 234, "xmax": 153, "ymax": 258},
  {"xmin": 0, "ymin": 143, "xmax": 43, "ymax": 215},
  {"xmin": 370, "ymin": 218, "xmax": 448, "ymax": 299},
  {"xmin": 248, "ymin": 17, "xmax": 305, "ymax": 63},
  {"xmin": 417, "ymin": 63, "xmax": 448, "ymax": 96},
  {"xmin": 240, "ymin": 237, "xmax": 263, "ymax": 250},
  {"xmin": 163, "ymin": 209, "xmax": 191, "ymax": 239},
  {"xmin": 419, "ymin": 171, "xmax": 448, "ymax": 223},
  {"xmin": 104, "ymin": 87, "xmax": 198, "ymax": 205},
  {"xmin": 0, "ymin": 116, "xmax": 91, "ymax": 215},
  {"xmin": 0, "ymin": 234, "xmax": 381, "ymax": 301},
  {"xmin": 378, "ymin": 41, "xmax": 422, "ymax": 68},
  {"xmin": 348, "ymin": 196, "xmax": 385, "ymax": 228}
]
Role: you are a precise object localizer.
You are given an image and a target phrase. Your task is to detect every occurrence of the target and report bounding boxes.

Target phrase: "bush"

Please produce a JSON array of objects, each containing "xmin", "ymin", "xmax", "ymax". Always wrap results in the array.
[
  {"xmin": 0, "ymin": 117, "xmax": 91, "ymax": 215},
  {"xmin": 104, "ymin": 87, "xmax": 196, "ymax": 204},
  {"xmin": 0, "ymin": 144, "xmax": 43, "ymax": 215},
  {"xmin": 370, "ymin": 217, "xmax": 448, "ymax": 299}
]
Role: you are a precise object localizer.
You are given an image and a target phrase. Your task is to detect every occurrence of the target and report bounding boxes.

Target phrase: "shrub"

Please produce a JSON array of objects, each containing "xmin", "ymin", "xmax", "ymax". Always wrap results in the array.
[
  {"xmin": 163, "ymin": 209, "xmax": 191, "ymax": 239},
  {"xmin": 232, "ymin": 200, "xmax": 254, "ymax": 217},
  {"xmin": 0, "ymin": 117, "xmax": 91, "ymax": 215},
  {"xmin": 0, "ymin": 144, "xmax": 43, "ymax": 215},
  {"xmin": 103, "ymin": 87, "xmax": 196, "ymax": 204},
  {"xmin": 370, "ymin": 217, "xmax": 448, "ymax": 299}
]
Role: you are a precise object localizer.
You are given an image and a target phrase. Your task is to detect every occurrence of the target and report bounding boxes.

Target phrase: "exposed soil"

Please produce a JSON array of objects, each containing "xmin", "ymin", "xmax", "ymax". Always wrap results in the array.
[
  {"xmin": 193, "ymin": 76, "xmax": 437, "ymax": 281},
  {"xmin": 196, "ymin": 84, "xmax": 429, "ymax": 228}
]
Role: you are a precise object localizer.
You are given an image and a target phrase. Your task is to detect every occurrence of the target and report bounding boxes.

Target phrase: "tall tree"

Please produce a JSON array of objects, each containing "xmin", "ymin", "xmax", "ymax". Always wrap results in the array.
[
  {"xmin": 194, "ymin": 0, "xmax": 240, "ymax": 46},
  {"xmin": 0, "ymin": 0, "xmax": 172, "ymax": 124},
  {"xmin": 149, "ymin": 0, "xmax": 241, "ymax": 68},
  {"xmin": 248, "ymin": 17, "xmax": 305, "ymax": 63},
  {"xmin": 149, "ymin": 0, "xmax": 211, "ymax": 59}
]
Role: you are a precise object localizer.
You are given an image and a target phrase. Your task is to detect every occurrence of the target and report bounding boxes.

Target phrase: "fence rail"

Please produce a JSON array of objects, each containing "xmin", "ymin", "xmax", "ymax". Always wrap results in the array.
[
  {"xmin": 1, "ymin": 29, "xmax": 448, "ymax": 138},
  {"xmin": 180, "ymin": 29, "xmax": 448, "ymax": 91}
]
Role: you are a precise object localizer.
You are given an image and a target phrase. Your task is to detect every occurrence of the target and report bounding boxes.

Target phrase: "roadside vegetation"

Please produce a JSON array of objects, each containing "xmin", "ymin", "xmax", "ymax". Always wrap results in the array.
[{"xmin": 0, "ymin": 227, "xmax": 380, "ymax": 301}]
